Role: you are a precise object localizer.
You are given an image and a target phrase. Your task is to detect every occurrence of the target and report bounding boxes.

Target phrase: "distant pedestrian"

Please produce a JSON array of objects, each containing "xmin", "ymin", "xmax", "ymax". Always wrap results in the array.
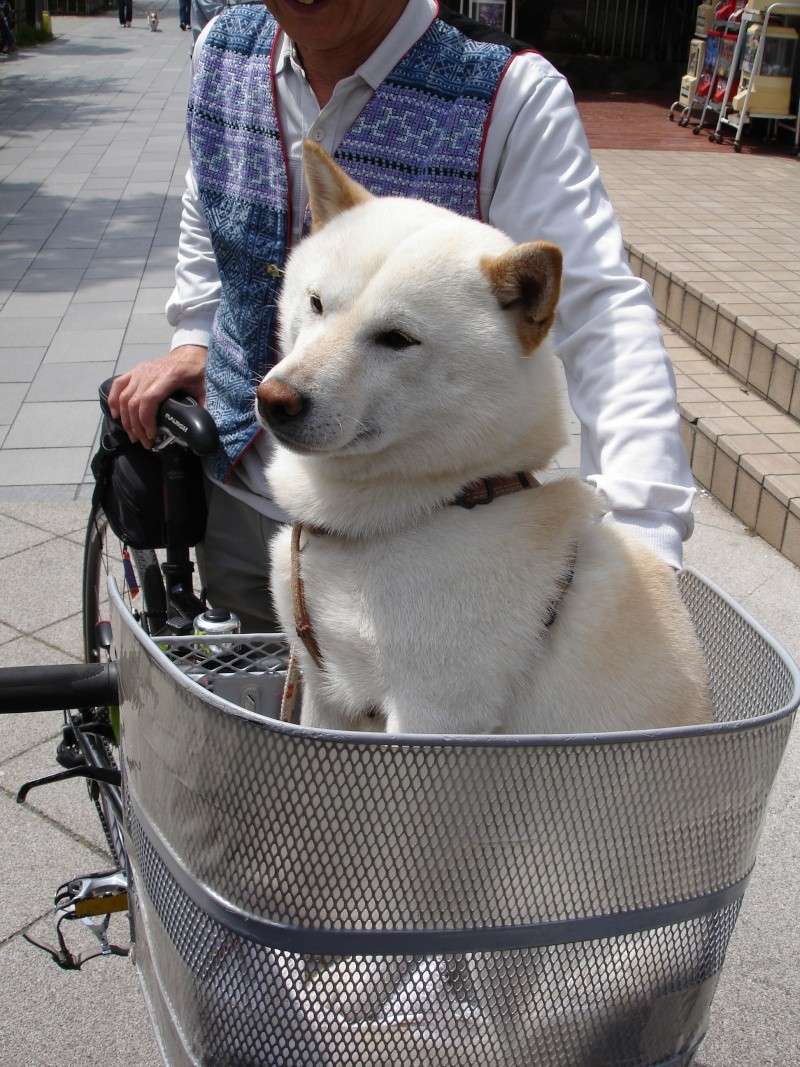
[
  {"xmin": 118, "ymin": 0, "xmax": 132, "ymax": 27},
  {"xmin": 0, "ymin": 0, "xmax": 16, "ymax": 52},
  {"xmin": 179, "ymin": 0, "xmax": 190, "ymax": 30}
]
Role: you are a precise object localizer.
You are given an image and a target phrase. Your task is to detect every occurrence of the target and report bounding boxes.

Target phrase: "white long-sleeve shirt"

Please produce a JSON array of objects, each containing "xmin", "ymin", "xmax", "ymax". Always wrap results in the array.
[{"xmin": 167, "ymin": 0, "xmax": 695, "ymax": 567}]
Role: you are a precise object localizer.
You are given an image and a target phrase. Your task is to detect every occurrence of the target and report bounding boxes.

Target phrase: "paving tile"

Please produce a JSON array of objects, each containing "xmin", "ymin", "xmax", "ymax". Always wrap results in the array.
[
  {"xmin": 0, "ymin": 537, "xmax": 84, "ymax": 632},
  {"xmin": 0, "ymin": 318, "xmax": 59, "ymax": 348},
  {"xmin": 5, "ymin": 401, "xmax": 99, "ymax": 449},
  {"xmin": 732, "ymin": 469, "xmax": 762, "ymax": 529},
  {"xmin": 132, "ymin": 286, "xmax": 172, "ymax": 315},
  {"xmin": 124, "ymin": 313, "xmax": 173, "ymax": 344},
  {"xmin": 45, "ymin": 328, "xmax": 124, "ymax": 364},
  {"xmin": 0, "ymin": 384, "xmax": 28, "ymax": 425},
  {"xmin": 0, "ymin": 291, "xmax": 73, "ymax": 319},
  {"xmin": 26, "ymin": 362, "xmax": 116, "ymax": 403},
  {"xmin": 0, "ymin": 448, "xmax": 92, "ymax": 486},
  {"xmin": 755, "ymin": 490, "xmax": 787, "ymax": 551},
  {"xmin": 0, "ymin": 514, "xmax": 54, "ymax": 559},
  {"xmin": 691, "ymin": 431, "xmax": 715, "ymax": 489},
  {"xmin": 71, "ymin": 277, "xmax": 141, "ymax": 304},
  {"xmin": 82, "ymin": 260, "xmax": 144, "ymax": 280},
  {"xmin": 781, "ymin": 511, "xmax": 800, "ymax": 568},
  {"xmin": 60, "ymin": 301, "xmax": 133, "ymax": 331},
  {"xmin": 31, "ymin": 248, "xmax": 94, "ymax": 270},
  {"xmin": 710, "ymin": 449, "xmax": 738, "ymax": 511},
  {"xmin": 114, "ymin": 343, "xmax": 162, "ymax": 373},
  {"xmin": 765, "ymin": 474, "xmax": 800, "ymax": 507},
  {"xmin": 33, "ymin": 612, "xmax": 85, "ymax": 660},
  {"xmin": 719, "ymin": 434, "xmax": 778, "ymax": 460},
  {"xmin": 740, "ymin": 453, "xmax": 800, "ymax": 483},
  {"xmin": 0, "ymin": 499, "xmax": 90, "ymax": 535},
  {"xmin": 767, "ymin": 433, "xmax": 800, "ymax": 451},
  {"xmin": 747, "ymin": 340, "xmax": 776, "ymax": 396},
  {"xmin": 14, "ymin": 268, "xmax": 85, "ymax": 293}
]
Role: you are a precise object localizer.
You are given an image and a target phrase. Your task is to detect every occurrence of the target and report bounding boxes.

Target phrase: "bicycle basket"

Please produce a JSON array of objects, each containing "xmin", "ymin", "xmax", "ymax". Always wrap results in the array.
[{"xmin": 111, "ymin": 571, "xmax": 798, "ymax": 1067}]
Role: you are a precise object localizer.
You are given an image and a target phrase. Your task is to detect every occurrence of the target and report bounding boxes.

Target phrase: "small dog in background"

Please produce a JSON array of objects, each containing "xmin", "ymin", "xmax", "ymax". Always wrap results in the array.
[{"xmin": 147, "ymin": 9, "xmax": 159, "ymax": 31}]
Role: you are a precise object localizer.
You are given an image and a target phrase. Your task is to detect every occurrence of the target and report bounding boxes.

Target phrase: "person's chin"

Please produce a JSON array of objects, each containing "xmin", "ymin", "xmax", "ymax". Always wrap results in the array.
[{"xmin": 272, "ymin": 0, "xmax": 337, "ymax": 17}]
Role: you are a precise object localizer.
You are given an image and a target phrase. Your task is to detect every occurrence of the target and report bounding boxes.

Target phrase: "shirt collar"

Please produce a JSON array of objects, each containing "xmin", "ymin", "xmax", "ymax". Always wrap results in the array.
[{"xmin": 274, "ymin": 0, "xmax": 437, "ymax": 90}]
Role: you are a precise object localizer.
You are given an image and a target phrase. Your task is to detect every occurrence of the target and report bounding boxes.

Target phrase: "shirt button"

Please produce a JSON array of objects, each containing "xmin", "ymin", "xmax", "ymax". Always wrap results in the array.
[
  {"xmin": 313, "ymin": 128, "xmax": 324, "ymax": 142},
  {"xmin": 265, "ymin": 263, "xmax": 282, "ymax": 278}
]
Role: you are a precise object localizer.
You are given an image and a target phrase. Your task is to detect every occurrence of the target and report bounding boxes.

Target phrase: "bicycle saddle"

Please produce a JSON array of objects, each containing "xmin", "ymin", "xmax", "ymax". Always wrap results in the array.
[{"xmin": 99, "ymin": 376, "xmax": 220, "ymax": 457}]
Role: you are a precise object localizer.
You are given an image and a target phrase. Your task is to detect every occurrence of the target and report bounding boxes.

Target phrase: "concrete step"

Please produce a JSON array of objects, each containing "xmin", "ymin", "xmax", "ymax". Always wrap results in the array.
[
  {"xmin": 659, "ymin": 322, "xmax": 800, "ymax": 568},
  {"xmin": 629, "ymin": 241, "xmax": 800, "ymax": 423}
]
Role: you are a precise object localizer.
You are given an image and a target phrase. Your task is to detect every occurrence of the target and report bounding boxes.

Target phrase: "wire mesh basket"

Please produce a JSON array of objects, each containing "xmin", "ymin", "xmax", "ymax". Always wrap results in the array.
[{"xmin": 110, "ymin": 570, "xmax": 799, "ymax": 1067}]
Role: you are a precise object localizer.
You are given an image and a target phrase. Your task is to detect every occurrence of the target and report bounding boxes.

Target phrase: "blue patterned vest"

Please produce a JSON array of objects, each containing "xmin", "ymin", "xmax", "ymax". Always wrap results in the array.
[{"xmin": 188, "ymin": 6, "xmax": 511, "ymax": 479}]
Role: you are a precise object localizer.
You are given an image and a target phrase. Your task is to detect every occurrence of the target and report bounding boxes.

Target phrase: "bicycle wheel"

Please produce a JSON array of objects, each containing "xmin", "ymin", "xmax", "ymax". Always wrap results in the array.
[{"xmin": 80, "ymin": 502, "xmax": 164, "ymax": 866}]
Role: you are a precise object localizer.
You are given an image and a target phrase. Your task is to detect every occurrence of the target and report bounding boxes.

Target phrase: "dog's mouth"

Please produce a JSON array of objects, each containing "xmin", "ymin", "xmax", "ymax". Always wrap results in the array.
[{"xmin": 269, "ymin": 422, "xmax": 380, "ymax": 456}]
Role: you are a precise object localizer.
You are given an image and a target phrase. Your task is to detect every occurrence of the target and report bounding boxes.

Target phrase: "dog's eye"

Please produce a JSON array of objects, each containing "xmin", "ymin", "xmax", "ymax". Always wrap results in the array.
[
  {"xmin": 310, "ymin": 293, "xmax": 323, "ymax": 314},
  {"xmin": 375, "ymin": 330, "xmax": 420, "ymax": 351}
]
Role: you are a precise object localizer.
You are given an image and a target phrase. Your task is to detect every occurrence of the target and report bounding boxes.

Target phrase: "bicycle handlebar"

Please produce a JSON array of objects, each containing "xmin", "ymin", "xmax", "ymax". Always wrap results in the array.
[
  {"xmin": 0, "ymin": 663, "xmax": 119, "ymax": 714},
  {"xmin": 99, "ymin": 376, "xmax": 219, "ymax": 457}
]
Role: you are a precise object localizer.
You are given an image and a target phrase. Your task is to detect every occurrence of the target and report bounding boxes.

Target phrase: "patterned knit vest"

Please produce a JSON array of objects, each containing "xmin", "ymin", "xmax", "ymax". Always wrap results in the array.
[{"xmin": 188, "ymin": 6, "xmax": 512, "ymax": 479}]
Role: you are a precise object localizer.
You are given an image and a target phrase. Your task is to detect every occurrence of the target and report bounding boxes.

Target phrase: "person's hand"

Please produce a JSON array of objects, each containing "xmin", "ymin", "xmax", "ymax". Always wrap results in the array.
[{"xmin": 108, "ymin": 345, "xmax": 208, "ymax": 448}]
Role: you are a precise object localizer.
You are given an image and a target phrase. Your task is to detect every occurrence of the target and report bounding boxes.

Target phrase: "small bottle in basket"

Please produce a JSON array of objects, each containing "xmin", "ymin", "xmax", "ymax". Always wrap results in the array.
[{"xmin": 193, "ymin": 607, "xmax": 241, "ymax": 658}]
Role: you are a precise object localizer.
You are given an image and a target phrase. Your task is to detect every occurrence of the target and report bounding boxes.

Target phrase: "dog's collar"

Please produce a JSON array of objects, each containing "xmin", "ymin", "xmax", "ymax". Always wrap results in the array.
[
  {"xmin": 290, "ymin": 470, "xmax": 575, "ymax": 686},
  {"xmin": 452, "ymin": 471, "xmax": 539, "ymax": 508}
]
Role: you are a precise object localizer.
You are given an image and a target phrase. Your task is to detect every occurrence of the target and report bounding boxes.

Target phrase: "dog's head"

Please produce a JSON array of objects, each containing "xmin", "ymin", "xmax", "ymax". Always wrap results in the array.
[{"xmin": 256, "ymin": 143, "xmax": 564, "ymax": 482}]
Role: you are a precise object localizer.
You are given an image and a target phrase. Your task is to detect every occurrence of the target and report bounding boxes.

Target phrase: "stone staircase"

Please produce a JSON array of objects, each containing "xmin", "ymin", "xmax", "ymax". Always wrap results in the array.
[{"xmin": 628, "ymin": 243, "xmax": 800, "ymax": 567}]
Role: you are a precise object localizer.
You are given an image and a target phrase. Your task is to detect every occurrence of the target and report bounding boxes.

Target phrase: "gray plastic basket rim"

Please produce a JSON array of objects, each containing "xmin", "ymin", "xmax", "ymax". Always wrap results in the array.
[
  {"xmin": 126, "ymin": 788, "xmax": 752, "ymax": 955},
  {"xmin": 109, "ymin": 566, "xmax": 800, "ymax": 749}
]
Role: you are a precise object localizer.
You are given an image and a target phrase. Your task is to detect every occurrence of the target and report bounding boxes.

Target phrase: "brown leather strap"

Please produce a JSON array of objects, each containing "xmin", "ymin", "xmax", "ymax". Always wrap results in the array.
[
  {"xmin": 291, "ymin": 523, "xmax": 324, "ymax": 670},
  {"xmin": 453, "ymin": 471, "xmax": 539, "ymax": 509}
]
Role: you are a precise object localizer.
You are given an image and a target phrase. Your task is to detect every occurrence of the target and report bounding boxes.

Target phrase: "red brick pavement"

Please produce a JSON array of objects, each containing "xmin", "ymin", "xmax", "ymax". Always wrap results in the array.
[{"xmin": 575, "ymin": 90, "xmax": 796, "ymax": 155}]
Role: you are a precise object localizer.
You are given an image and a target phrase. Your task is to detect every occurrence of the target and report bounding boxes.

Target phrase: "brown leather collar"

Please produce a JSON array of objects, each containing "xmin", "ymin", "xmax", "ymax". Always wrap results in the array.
[
  {"xmin": 290, "ymin": 472, "xmax": 541, "ymax": 673},
  {"xmin": 453, "ymin": 470, "xmax": 539, "ymax": 508}
]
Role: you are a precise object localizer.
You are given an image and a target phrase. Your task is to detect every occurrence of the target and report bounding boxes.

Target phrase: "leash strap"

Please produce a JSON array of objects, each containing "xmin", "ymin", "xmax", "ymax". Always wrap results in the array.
[{"xmin": 291, "ymin": 523, "xmax": 324, "ymax": 670}]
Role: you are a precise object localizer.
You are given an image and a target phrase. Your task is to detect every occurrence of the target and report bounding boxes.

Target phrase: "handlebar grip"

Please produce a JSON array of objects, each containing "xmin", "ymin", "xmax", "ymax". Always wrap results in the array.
[
  {"xmin": 0, "ymin": 663, "xmax": 119, "ymax": 714},
  {"xmin": 98, "ymin": 377, "xmax": 219, "ymax": 456}
]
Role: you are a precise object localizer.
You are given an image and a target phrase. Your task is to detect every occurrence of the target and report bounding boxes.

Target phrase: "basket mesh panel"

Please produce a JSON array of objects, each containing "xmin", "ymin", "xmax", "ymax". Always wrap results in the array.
[
  {"xmin": 113, "ymin": 572, "xmax": 797, "ymax": 1067},
  {"xmin": 129, "ymin": 804, "xmax": 733, "ymax": 1067}
]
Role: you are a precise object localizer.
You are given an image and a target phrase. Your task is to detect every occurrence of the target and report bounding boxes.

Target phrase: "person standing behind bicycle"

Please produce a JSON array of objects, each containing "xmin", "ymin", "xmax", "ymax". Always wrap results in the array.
[
  {"xmin": 0, "ymin": 0, "xmax": 16, "ymax": 52},
  {"xmin": 110, "ymin": 0, "xmax": 696, "ymax": 634}
]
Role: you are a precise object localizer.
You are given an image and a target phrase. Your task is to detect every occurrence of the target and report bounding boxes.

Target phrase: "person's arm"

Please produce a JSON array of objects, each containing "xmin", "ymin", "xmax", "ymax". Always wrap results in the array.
[
  {"xmin": 484, "ymin": 56, "xmax": 694, "ymax": 569},
  {"xmin": 110, "ymin": 20, "xmax": 222, "ymax": 447},
  {"xmin": 109, "ymin": 163, "xmax": 219, "ymax": 447}
]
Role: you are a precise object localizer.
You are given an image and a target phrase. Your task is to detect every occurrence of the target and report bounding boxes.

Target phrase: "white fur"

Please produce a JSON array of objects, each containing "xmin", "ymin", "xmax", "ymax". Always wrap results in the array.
[{"xmin": 261, "ymin": 190, "xmax": 710, "ymax": 737}]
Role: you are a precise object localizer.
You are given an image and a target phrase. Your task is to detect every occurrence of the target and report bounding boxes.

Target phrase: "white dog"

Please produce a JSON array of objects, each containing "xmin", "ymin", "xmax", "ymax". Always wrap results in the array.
[{"xmin": 258, "ymin": 142, "xmax": 710, "ymax": 737}]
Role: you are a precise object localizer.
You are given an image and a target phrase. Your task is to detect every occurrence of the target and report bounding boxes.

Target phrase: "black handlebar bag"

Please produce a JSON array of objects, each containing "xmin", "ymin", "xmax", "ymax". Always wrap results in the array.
[{"xmin": 90, "ymin": 417, "xmax": 208, "ymax": 550}]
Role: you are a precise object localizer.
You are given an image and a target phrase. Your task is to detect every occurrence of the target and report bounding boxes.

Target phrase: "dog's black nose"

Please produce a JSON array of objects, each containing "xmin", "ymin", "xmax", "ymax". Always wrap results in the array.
[{"xmin": 256, "ymin": 378, "xmax": 310, "ymax": 424}]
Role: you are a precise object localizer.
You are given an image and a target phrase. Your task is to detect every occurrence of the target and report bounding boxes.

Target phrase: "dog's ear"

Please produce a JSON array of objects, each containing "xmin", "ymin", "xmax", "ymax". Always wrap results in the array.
[
  {"xmin": 481, "ymin": 241, "xmax": 563, "ymax": 354},
  {"xmin": 303, "ymin": 140, "xmax": 372, "ymax": 232}
]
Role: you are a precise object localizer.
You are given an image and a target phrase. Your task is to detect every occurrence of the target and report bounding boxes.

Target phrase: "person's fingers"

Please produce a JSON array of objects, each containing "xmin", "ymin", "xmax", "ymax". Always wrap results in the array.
[
  {"xmin": 119, "ymin": 379, "xmax": 146, "ymax": 446},
  {"xmin": 108, "ymin": 372, "xmax": 130, "ymax": 419},
  {"xmin": 125, "ymin": 394, "xmax": 150, "ymax": 448},
  {"xmin": 138, "ymin": 390, "xmax": 161, "ymax": 445}
]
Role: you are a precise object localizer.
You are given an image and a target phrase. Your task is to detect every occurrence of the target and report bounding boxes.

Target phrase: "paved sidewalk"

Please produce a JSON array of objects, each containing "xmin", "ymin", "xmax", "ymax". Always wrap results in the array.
[
  {"xmin": 0, "ymin": 8, "xmax": 191, "ymax": 490},
  {"xmin": 1, "ymin": 12, "xmax": 799, "ymax": 1067}
]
